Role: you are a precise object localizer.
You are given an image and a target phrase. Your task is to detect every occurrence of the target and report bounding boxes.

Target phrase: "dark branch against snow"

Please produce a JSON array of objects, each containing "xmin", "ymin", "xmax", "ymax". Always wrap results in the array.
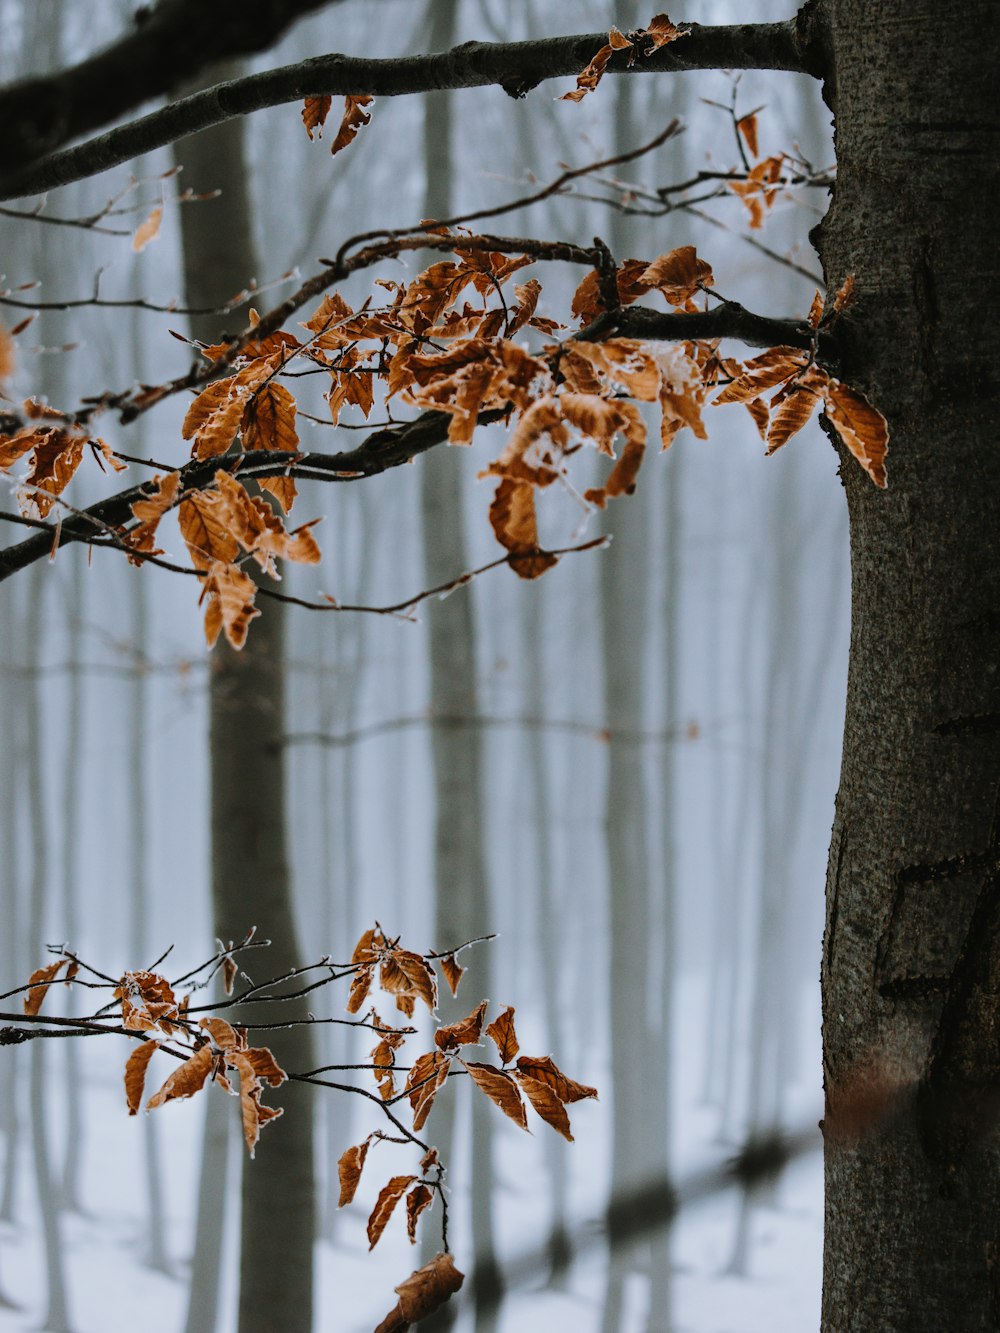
[{"xmin": 0, "ymin": 17, "xmax": 824, "ymax": 200}]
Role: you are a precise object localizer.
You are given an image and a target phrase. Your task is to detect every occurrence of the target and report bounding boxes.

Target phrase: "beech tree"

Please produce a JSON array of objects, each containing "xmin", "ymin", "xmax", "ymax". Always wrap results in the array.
[{"xmin": 1, "ymin": 2, "xmax": 997, "ymax": 1331}]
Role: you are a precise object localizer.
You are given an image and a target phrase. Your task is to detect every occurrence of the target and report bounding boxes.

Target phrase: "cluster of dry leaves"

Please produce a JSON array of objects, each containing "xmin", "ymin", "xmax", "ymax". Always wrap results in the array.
[
  {"xmin": 0, "ymin": 7, "xmax": 888, "ymax": 666},
  {"xmin": 20, "ymin": 926, "xmax": 595, "ymax": 1327}
]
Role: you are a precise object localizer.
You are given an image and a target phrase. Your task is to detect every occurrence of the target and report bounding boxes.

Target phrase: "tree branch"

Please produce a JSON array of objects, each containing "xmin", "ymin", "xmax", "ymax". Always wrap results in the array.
[
  {"xmin": 0, "ymin": 0, "xmax": 348, "ymax": 186},
  {"xmin": 1, "ymin": 15, "xmax": 824, "ymax": 199}
]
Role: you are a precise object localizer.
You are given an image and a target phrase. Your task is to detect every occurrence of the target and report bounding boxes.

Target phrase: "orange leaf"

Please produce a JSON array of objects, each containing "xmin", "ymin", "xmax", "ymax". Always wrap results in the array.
[
  {"xmin": 736, "ymin": 112, "xmax": 759, "ymax": 159},
  {"xmin": 379, "ymin": 949, "xmax": 438, "ymax": 1013},
  {"xmin": 644, "ymin": 14, "xmax": 687, "ymax": 49},
  {"xmin": 115, "ymin": 970, "xmax": 180, "ymax": 1034},
  {"xmin": 462, "ymin": 1060, "xmax": 528, "ymax": 1130},
  {"xmin": 435, "ymin": 1000, "xmax": 488, "ymax": 1052},
  {"xmin": 823, "ymin": 379, "xmax": 889, "ymax": 488},
  {"xmin": 147, "ymin": 1043, "xmax": 214, "ymax": 1109},
  {"xmin": 132, "ymin": 207, "xmax": 162, "ymax": 253},
  {"xmin": 765, "ymin": 384, "xmax": 822, "ymax": 455},
  {"xmin": 485, "ymin": 1006, "xmax": 519, "ymax": 1065},
  {"xmin": 514, "ymin": 1055, "xmax": 598, "ymax": 1104},
  {"xmin": 367, "ymin": 1174, "xmax": 417, "ymax": 1249},
  {"xmin": 346, "ymin": 965, "xmax": 374, "ymax": 1014},
  {"xmin": 488, "ymin": 478, "xmax": 558, "ymax": 580},
  {"xmin": 439, "ymin": 953, "xmax": 465, "ymax": 997},
  {"xmin": 337, "ymin": 1137, "xmax": 372, "ymax": 1207},
  {"xmin": 833, "ymin": 274, "xmax": 856, "ymax": 314},
  {"xmin": 375, "ymin": 1252, "xmax": 465, "ymax": 1333},
  {"xmin": 124, "ymin": 1040, "xmax": 160, "ymax": 1115},
  {"xmin": 0, "ymin": 322, "xmax": 16, "ymax": 381},
  {"xmin": 259, "ymin": 475, "xmax": 298, "ymax": 514},
  {"xmin": 199, "ymin": 560, "xmax": 260, "ymax": 650},
  {"xmin": 125, "ymin": 471, "xmax": 181, "ymax": 559},
  {"xmin": 199, "ymin": 1016, "xmax": 240, "ymax": 1050},
  {"xmin": 23, "ymin": 959, "xmax": 69, "ymax": 1016},
  {"xmin": 302, "ymin": 94, "xmax": 332, "ymax": 140},
  {"xmin": 516, "ymin": 1072, "xmax": 574, "ymax": 1141},
  {"xmin": 331, "ymin": 95, "xmax": 374, "ymax": 156},
  {"xmin": 640, "ymin": 245, "xmax": 714, "ymax": 309},
  {"xmin": 241, "ymin": 381, "xmax": 298, "ymax": 454},
  {"xmin": 560, "ymin": 40, "xmax": 616, "ymax": 102},
  {"xmin": 405, "ymin": 1184, "xmax": 434, "ymax": 1243},
  {"xmin": 405, "ymin": 1050, "xmax": 450, "ymax": 1132}
]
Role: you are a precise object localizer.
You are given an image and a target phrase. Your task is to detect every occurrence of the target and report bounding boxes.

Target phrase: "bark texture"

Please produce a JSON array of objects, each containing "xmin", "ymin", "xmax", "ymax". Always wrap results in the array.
[{"xmin": 818, "ymin": 1, "xmax": 1000, "ymax": 1327}]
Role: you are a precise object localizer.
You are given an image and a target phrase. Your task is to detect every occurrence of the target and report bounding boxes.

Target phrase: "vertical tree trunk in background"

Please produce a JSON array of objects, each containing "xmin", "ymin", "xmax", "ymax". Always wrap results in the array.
[
  {"xmin": 818, "ymin": 2, "xmax": 1000, "ymax": 1327},
  {"xmin": 419, "ymin": 3, "xmax": 500, "ymax": 1327},
  {"xmin": 174, "ymin": 65, "xmax": 315, "ymax": 1333}
]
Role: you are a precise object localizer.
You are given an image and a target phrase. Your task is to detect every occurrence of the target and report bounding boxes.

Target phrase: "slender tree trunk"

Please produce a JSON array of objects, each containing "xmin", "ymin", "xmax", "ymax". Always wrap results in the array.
[
  {"xmin": 418, "ymin": 4, "xmax": 500, "ymax": 1327},
  {"xmin": 174, "ymin": 65, "xmax": 315, "ymax": 1333},
  {"xmin": 817, "ymin": 2, "xmax": 1000, "ymax": 1327}
]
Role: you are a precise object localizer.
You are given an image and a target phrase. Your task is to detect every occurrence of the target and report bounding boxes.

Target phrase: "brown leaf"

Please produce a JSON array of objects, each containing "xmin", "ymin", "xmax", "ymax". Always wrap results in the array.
[
  {"xmin": 583, "ymin": 402, "xmax": 647, "ymax": 509},
  {"xmin": 331, "ymin": 95, "xmax": 374, "ymax": 156},
  {"xmin": 0, "ymin": 322, "xmax": 15, "ymax": 381},
  {"xmin": 644, "ymin": 14, "xmax": 686, "ymax": 49},
  {"xmin": 242, "ymin": 1046, "xmax": 287, "ymax": 1088},
  {"xmin": 514, "ymin": 1055, "xmax": 598, "ymax": 1104},
  {"xmin": 346, "ymin": 965, "xmax": 374, "ymax": 1014},
  {"xmin": 488, "ymin": 478, "xmax": 558, "ymax": 580},
  {"xmin": 374, "ymin": 1252, "xmax": 465, "ymax": 1332},
  {"xmin": 226, "ymin": 1049, "xmax": 284, "ymax": 1157},
  {"xmin": 147, "ymin": 1043, "xmax": 214, "ymax": 1109},
  {"xmin": 765, "ymin": 383, "xmax": 822, "ymax": 455},
  {"xmin": 199, "ymin": 1016, "xmax": 240, "ymax": 1051},
  {"xmin": 352, "ymin": 928, "xmax": 385, "ymax": 965},
  {"xmin": 823, "ymin": 379, "xmax": 889, "ymax": 488},
  {"xmin": 736, "ymin": 112, "xmax": 759, "ymax": 159},
  {"xmin": 178, "ymin": 489, "xmax": 240, "ymax": 572},
  {"xmin": 115, "ymin": 971, "xmax": 180, "ymax": 1034},
  {"xmin": 367, "ymin": 1174, "xmax": 418, "ymax": 1249},
  {"xmin": 405, "ymin": 1183, "xmax": 434, "ymax": 1242},
  {"xmin": 241, "ymin": 381, "xmax": 298, "ymax": 455},
  {"xmin": 833, "ymin": 274, "xmax": 856, "ymax": 314},
  {"xmin": 380, "ymin": 949, "xmax": 438, "ymax": 1013},
  {"xmin": 302, "ymin": 94, "xmax": 332, "ymax": 140},
  {"xmin": 439, "ymin": 953, "xmax": 466, "ymax": 997},
  {"xmin": 222, "ymin": 955, "xmax": 238, "ymax": 995},
  {"xmin": 405, "ymin": 1050, "xmax": 450, "ymax": 1132},
  {"xmin": 259, "ymin": 475, "xmax": 298, "ymax": 514},
  {"xmin": 337, "ymin": 1137, "xmax": 372, "ymax": 1207},
  {"xmin": 199, "ymin": 560, "xmax": 260, "ymax": 650},
  {"xmin": 125, "ymin": 471, "xmax": 181, "ymax": 559},
  {"xmin": 19, "ymin": 428, "xmax": 86, "ymax": 517},
  {"xmin": 435, "ymin": 1000, "xmax": 488, "ymax": 1051},
  {"xmin": 640, "ymin": 245, "xmax": 714, "ymax": 309},
  {"xmin": 124, "ymin": 1040, "xmax": 160, "ymax": 1115},
  {"xmin": 132, "ymin": 207, "xmax": 162, "ymax": 253},
  {"xmin": 23, "ymin": 959, "xmax": 69, "ymax": 1016},
  {"xmin": 486, "ymin": 1006, "xmax": 519, "ymax": 1065},
  {"xmin": 516, "ymin": 1072, "xmax": 574, "ymax": 1141},
  {"xmin": 462, "ymin": 1060, "xmax": 528, "ymax": 1130}
]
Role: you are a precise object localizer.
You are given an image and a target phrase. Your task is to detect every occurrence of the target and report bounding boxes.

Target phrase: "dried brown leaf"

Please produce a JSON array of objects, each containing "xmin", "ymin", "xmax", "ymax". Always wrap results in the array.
[
  {"xmin": 302, "ymin": 94, "xmax": 332, "ymax": 140},
  {"xmin": 516, "ymin": 1072, "xmax": 574, "ymax": 1140},
  {"xmin": 367, "ymin": 1174, "xmax": 417, "ymax": 1249},
  {"xmin": 514, "ymin": 1055, "xmax": 598, "ymax": 1104},
  {"xmin": 435, "ymin": 1000, "xmax": 488, "ymax": 1051},
  {"xmin": 640, "ymin": 245, "xmax": 714, "ymax": 309},
  {"xmin": 124, "ymin": 1039, "xmax": 159, "ymax": 1115},
  {"xmin": 331, "ymin": 95, "xmax": 374, "ymax": 156},
  {"xmin": 380, "ymin": 949, "xmax": 438, "ymax": 1013},
  {"xmin": 337, "ymin": 1137, "xmax": 372, "ymax": 1207},
  {"xmin": 23, "ymin": 959, "xmax": 69, "ymax": 1016},
  {"xmin": 439, "ymin": 953, "xmax": 465, "ymax": 997},
  {"xmin": 765, "ymin": 383, "xmax": 821, "ymax": 455},
  {"xmin": 405, "ymin": 1183, "xmax": 434, "ymax": 1243},
  {"xmin": 199, "ymin": 1016, "xmax": 240, "ymax": 1051},
  {"xmin": 147, "ymin": 1043, "xmax": 214, "ymax": 1109},
  {"xmin": 405, "ymin": 1050, "xmax": 450, "ymax": 1132},
  {"xmin": 462, "ymin": 1060, "xmax": 528, "ymax": 1130},
  {"xmin": 823, "ymin": 379, "xmax": 889, "ymax": 488},
  {"xmin": 374, "ymin": 1252, "xmax": 465, "ymax": 1332},
  {"xmin": 346, "ymin": 965, "xmax": 374, "ymax": 1014},
  {"xmin": 486, "ymin": 1006, "xmax": 519, "ymax": 1065},
  {"xmin": 736, "ymin": 112, "xmax": 759, "ymax": 159},
  {"xmin": 222, "ymin": 955, "xmax": 238, "ymax": 995}
]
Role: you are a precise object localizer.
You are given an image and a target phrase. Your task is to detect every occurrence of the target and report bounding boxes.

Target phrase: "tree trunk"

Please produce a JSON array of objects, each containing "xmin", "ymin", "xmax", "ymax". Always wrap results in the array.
[
  {"xmin": 818, "ymin": 2, "xmax": 1000, "ymax": 1327},
  {"xmin": 174, "ymin": 65, "xmax": 316, "ymax": 1333}
]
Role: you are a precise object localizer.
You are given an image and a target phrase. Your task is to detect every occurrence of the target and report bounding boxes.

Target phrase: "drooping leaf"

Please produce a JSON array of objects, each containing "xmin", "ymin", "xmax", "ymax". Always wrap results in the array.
[
  {"xmin": 0, "ymin": 322, "xmax": 14, "ymax": 381},
  {"xmin": 331, "ymin": 95, "xmax": 374, "ymax": 156},
  {"xmin": 405, "ymin": 1050, "xmax": 450, "ymax": 1132},
  {"xmin": 115, "ymin": 971, "xmax": 180, "ymax": 1034},
  {"xmin": 241, "ymin": 381, "xmax": 298, "ymax": 455},
  {"xmin": 823, "ymin": 379, "xmax": 889, "ymax": 488},
  {"xmin": 439, "ymin": 953, "xmax": 466, "ymax": 997},
  {"xmin": 198, "ymin": 1016, "xmax": 240, "ymax": 1051},
  {"xmin": 125, "ymin": 470, "xmax": 181, "ymax": 559},
  {"xmin": 485, "ymin": 1006, "xmax": 519, "ymax": 1065},
  {"xmin": 225, "ymin": 1049, "xmax": 284, "ymax": 1157},
  {"xmin": 302, "ymin": 94, "xmax": 332, "ymax": 140},
  {"xmin": 516, "ymin": 1072, "xmax": 574, "ymax": 1140},
  {"xmin": 640, "ymin": 245, "xmax": 714, "ymax": 309},
  {"xmin": 514, "ymin": 1055, "xmax": 598, "ymax": 1104},
  {"xmin": 337, "ymin": 1136, "xmax": 372, "ymax": 1207},
  {"xmin": 124, "ymin": 1039, "xmax": 160, "ymax": 1115},
  {"xmin": 346, "ymin": 965, "xmax": 374, "ymax": 1014},
  {"xmin": 765, "ymin": 383, "xmax": 822, "ymax": 455},
  {"xmin": 23, "ymin": 959, "xmax": 69, "ymax": 1016},
  {"xmin": 435, "ymin": 1000, "xmax": 488, "ymax": 1051},
  {"xmin": 736, "ymin": 111, "xmax": 760, "ymax": 159},
  {"xmin": 462, "ymin": 1060, "xmax": 529, "ymax": 1130},
  {"xmin": 367, "ymin": 1174, "xmax": 418, "ymax": 1249},
  {"xmin": 199, "ymin": 559, "xmax": 260, "ymax": 650},
  {"xmin": 222, "ymin": 955, "xmax": 238, "ymax": 995},
  {"xmin": 147, "ymin": 1043, "xmax": 214, "ymax": 1109},
  {"xmin": 405, "ymin": 1183, "xmax": 434, "ymax": 1243},
  {"xmin": 488, "ymin": 478, "xmax": 558, "ymax": 580},
  {"xmin": 375, "ymin": 1252, "xmax": 465, "ymax": 1332},
  {"xmin": 379, "ymin": 949, "xmax": 438, "ymax": 1013}
]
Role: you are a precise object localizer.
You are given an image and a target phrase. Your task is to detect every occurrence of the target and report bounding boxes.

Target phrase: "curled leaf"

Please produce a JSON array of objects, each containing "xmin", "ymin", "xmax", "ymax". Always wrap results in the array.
[
  {"xmin": 435, "ymin": 1000, "xmax": 488, "ymax": 1051},
  {"xmin": 405, "ymin": 1183, "xmax": 434, "ymax": 1242},
  {"xmin": 374, "ymin": 1252, "xmax": 464, "ymax": 1332},
  {"xmin": 367, "ymin": 1174, "xmax": 417, "ymax": 1249},
  {"xmin": 124, "ymin": 1040, "xmax": 159, "ymax": 1115},
  {"xmin": 337, "ymin": 1137, "xmax": 372, "ymax": 1207},
  {"xmin": 486, "ymin": 1006, "xmax": 519, "ymax": 1065},
  {"xmin": 147, "ymin": 1043, "xmax": 214, "ymax": 1109},
  {"xmin": 23, "ymin": 959, "xmax": 69, "ymax": 1016},
  {"xmin": 462, "ymin": 1060, "xmax": 528, "ymax": 1130}
]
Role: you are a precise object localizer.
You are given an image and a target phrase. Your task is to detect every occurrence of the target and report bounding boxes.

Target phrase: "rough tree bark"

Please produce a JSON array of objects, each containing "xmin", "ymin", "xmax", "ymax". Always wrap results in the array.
[
  {"xmin": 174, "ymin": 65, "xmax": 316, "ymax": 1333},
  {"xmin": 816, "ymin": 1, "xmax": 1000, "ymax": 1328}
]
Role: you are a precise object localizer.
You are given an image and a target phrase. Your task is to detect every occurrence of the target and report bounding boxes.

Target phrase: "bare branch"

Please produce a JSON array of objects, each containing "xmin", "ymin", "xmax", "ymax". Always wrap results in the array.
[{"xmin": 0, "ymin": 16, "xmax": 824, "ymax": 199}]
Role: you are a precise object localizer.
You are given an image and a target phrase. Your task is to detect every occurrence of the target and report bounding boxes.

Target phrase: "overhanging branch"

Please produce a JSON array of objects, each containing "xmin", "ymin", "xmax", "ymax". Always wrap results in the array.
[{"xmin": 0, "ymin": 15, "xmax": 824, "ymax": 200}]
